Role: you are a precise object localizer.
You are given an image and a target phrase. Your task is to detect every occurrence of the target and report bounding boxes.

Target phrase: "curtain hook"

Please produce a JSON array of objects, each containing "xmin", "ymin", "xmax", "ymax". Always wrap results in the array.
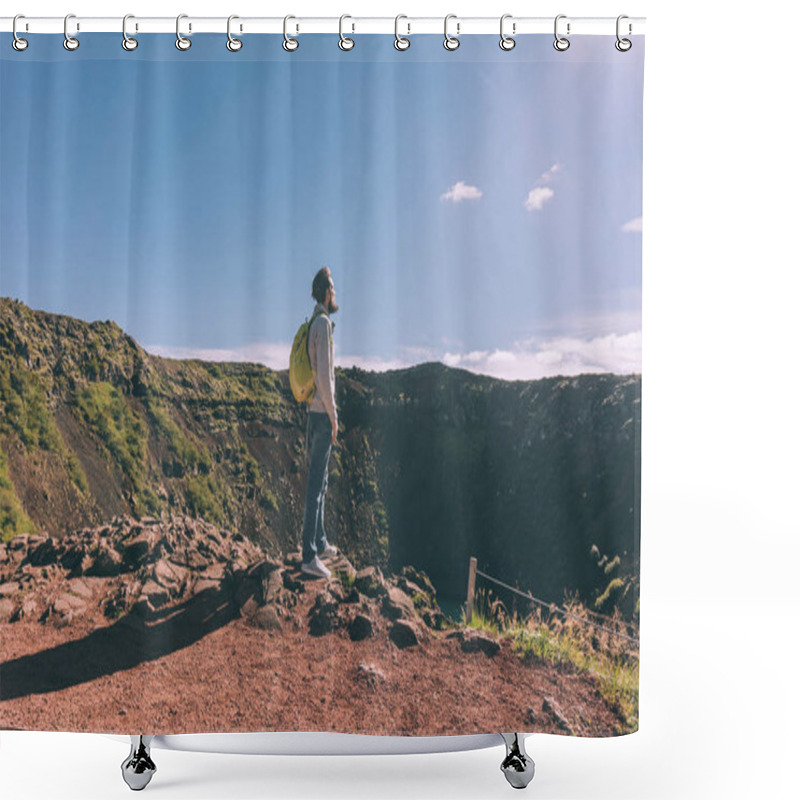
[
  {"xmin": 176, "ymin": 13, "xmax": 191, "ymax": 51},
  {"xmin": 339, "ymin": 14, "xmax": 354, "ymax": 50},
  {"xmin": 499, "ymin": 14, "xmax": 516, "ymax": 51},
  {"xmin": 394, "ymin": 14, "xmax": 410, "ymax": 51},
  {"xmin": 227, "ymin": 15, "xmax": 243, "ymax": 51},
  {"xmin": 615, "ymin": 15, "xmax": 632, "ymax": 51},
  {"xmin": 63, "ymin": 13, "xmax": 80, "ymax": 51},
  {"xmin": 12, "ymin": 14, "xmax": 29, "ymax": 51},
  {"xmin": 122, "ymin": 14, "xmax": 138, "ymax": 51},
  {"xmin": 553, "ymin": 14, "xmax": 570, "ymax": 51},
  {"xmin": 444, "ymin": 14, "xmax": 460, "ymax": 51},
  {"xmin": 283, "ymin": 15, "xmax": 299, "ymax": 51}
]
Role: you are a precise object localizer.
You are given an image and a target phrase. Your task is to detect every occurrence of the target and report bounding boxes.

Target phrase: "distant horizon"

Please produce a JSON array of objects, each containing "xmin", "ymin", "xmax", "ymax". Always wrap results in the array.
[{"xmin": 3, "ymin": 294, "xmax": 640, "ymax": 382}]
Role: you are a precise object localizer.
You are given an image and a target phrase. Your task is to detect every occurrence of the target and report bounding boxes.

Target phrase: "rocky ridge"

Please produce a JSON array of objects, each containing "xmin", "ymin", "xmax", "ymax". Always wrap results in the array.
[{"xmin": 0, "ymin": 515, "xmax": 492, "ymax": 653}]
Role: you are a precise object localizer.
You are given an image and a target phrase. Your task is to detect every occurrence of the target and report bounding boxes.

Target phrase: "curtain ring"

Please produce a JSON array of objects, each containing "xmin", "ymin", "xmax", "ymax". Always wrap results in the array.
[
  {"xmin": 176, "ymin": 14, "xmax": 191, "ymax": 51},
  {"xmin": 443, "ymin": 14, "xmax": 460, "ymax": 51},
  {"xmin": 12, "ymin": 14, "xmax": 28, "ymax": 51},
  {"xmin": 122, "ymin": 14, "xmax": 138, "ymax": 51},
  {"xmin": 283, "ymin": 15, "xmax": 299, "ymax": 51},
  {"xmin": 394, "ymin": 14, "xmax": 410, "ymax": 51},
  {"xmin": 615, "ymin": 15, "xmax": 632, "ymax": 51},
  {"xmin": 553, "ymin": 14, "xmax": 570, "ymax": 51},
  {"xmin": 227, "ymin": 15, "xmax": 243, "ymax": 51},
  {"xmin": 499, "ymin": 14, "xmax": 515, "ymax": 51},
  {"xmin": 63, "ymin": 13, "xmax": 80, "ymax": 51},
  {"xmin": 339, "ymin": 14, "xmax": 354, "ymax": 50}
]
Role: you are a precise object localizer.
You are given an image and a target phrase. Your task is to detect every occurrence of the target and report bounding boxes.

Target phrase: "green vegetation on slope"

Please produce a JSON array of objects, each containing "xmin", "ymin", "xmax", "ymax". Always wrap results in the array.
[
  {"xmin": 466, "ymin": 586, "xmax": 639, "ymax": 733},
  {"xmin": 0, "ymin": 356, "xmax": 61, "ymax": 451},
  {"xmin": 0, "ymin": 444, "xmax": 36, "ymax": 541}
]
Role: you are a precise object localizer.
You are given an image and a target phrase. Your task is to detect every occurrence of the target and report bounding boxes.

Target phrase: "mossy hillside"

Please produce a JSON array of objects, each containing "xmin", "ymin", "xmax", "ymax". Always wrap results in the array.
[
  {"xmin": 0, "ymin": 442, "xmax": 36, "ymax": 542},
  {"xmin": 1, "ymin": 298, "xmax": 640, "ymax": 621},
  {"xmin": 0, "ymin": 354, "xmax": 90, "ymax": 497}
]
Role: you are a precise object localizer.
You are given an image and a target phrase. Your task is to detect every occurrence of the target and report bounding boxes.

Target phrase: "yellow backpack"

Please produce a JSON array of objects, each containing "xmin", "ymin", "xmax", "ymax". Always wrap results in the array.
[{"xmin": 289, "ymin": 309, "xmax": 326, "ymax": 403}]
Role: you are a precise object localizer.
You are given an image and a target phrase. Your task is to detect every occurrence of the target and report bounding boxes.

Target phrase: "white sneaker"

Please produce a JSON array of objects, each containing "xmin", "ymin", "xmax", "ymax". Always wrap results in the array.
[
  {"xmin": 301, "ymin": 556, "xmax": 331, "ymax": 579},
  {"xmin": 318, "ymin": 544, "xmax": 338, "ymax": 561}
]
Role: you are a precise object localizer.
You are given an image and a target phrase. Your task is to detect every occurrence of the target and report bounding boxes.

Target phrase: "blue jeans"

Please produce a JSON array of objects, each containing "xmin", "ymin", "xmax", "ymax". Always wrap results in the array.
[{"xmin": 302, "ymin": 411, "xmax": 332, "ymax": 564}]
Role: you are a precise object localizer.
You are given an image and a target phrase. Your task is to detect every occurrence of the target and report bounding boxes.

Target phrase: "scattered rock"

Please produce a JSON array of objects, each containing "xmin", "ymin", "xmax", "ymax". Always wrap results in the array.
[
  {"xmin": 0, "ymin": 581, "xmax": 20, "ymax": 597},
  {"xmin": 389, "ymin": 620, "xmax": 420, "ymax": 649},
  {"xmin": 381, "ymin": 586, "xmax": 415, "ymax": 621},
  {"xmin": 355, "ymin": 566, "xmax": 387, "ymax": 598},
  {"xmin": 453, "ymin": 629, "xmax": 500, "ymax": 657},
  {"xmin": 343, "ymin": 587, "xmax": 361, "ymax": 604},
  {"xmin": 84, "ymin": 545, "xmax": 123, "ymax": 577},
  {"xmin": 250, "ymin": 605, "xmax": 282, "ymax": 631},
  {"xmin": 0, "ymin": 597, "xmax": 16, "ymax": 623},
  {"xmin": 25, "ymin": 537, "xmax": 59, "ymax": 567},
  {"xmin": 543, "ymin": 696, "xmax": 574, "ymax": 734},
  {"xmin": 68, "ymin": 578, "xmax": 94, "ymax": 600},
  {"xmin": 348, "ymin": 613, "xmax": 374, "ymax": 641},
  {"xmin": 356, "ymin": 662, "xmax": 386, "ymax": 687},
  {"xmin": 308, "ymin": 592, "xmax": 341, "ymax": 636}
]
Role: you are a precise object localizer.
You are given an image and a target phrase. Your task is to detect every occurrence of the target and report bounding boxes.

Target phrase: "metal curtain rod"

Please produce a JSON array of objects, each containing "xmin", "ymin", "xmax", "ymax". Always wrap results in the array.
[{"xmin": 1, "ymin": 16, "xmax": 646, "ymax": 36}]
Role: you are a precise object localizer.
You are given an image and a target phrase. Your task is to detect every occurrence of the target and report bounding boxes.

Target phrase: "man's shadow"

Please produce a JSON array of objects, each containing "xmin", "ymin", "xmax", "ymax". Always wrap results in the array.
[{"xmin": 0, "ymin": 579, "xmax": 253, "ymax": 702}]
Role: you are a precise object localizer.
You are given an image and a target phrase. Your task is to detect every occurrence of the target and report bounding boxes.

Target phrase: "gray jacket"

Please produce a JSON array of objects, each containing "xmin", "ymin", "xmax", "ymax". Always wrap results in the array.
[{"xmin": 308, "ymin": 302, "xmax": 337, "ymax": 426}]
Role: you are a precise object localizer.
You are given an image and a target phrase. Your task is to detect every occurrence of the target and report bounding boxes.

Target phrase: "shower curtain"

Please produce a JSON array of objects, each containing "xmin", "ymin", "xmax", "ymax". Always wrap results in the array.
[{"xmin": 0, "ymin": 27, "xmax": 643, "ymax": 738}]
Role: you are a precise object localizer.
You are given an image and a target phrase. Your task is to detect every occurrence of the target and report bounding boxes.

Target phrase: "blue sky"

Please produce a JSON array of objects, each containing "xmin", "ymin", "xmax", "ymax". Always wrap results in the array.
[{"xmin": 1, "ymin": 34, "xmax": 644, "ymax": 379}]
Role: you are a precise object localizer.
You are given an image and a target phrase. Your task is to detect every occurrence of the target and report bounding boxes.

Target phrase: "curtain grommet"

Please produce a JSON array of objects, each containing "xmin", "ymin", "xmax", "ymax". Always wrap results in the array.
[
  {"xmin": 226, "ymin": 15, "xmax": 243, "ymax": 51},
  {"xmin": 12, "ymin": 15, "xmax": 29, "ymax": 51},
  {"xmin": 615, "ymin": 15, "xmax": 632, "ymax": 51},
  {"xmin": 444, "ymin": 14, "xmax": 460, "ymax": 51},
  {"xmin": 553, "ymin": 14, "xmax": 570, "ymax": 51},
  {"xmin": 122, "ymin": 14, "xmax": 138, "ymax": 51},
  {"xmin": 339, "ymin": 14, "xmax": 355, "ymax": 51},
  {"xmin": 499, "ymin": 14, "xmax": 516, "ymax": 51},
  {"xmin": 283, "ymin": 15, "xmax": 299, "ymax": 51},
  {"xmin": 394, "ymin": 15, "xmax": 410, "ymax": 51},
  {"xmin": 175, "ymin": 14, "xmax": 191, "ymax": 51},
  {"xmin": 63, "ymin": 13, "xmax": 80, "ymax": 51}
]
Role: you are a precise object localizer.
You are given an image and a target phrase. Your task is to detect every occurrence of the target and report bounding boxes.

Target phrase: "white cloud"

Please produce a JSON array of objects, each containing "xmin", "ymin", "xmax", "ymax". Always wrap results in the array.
[
  {"xmin": 441, "ymin": 181, "xmax": 483, "ymax": 203},
  {"xmin": 142, "ymin": 330, "xmax": 641, "ymax": 382},
  {"xmin": 537, "ymin": 163, "xmax": 561, "ymax": 183},
  {"xmin": 622, "ymin": 216, "xmax": 643, "ymax": 232},
  {"xmin": 524, "ymin": 186, "xmax": 555, "ymax": 211},
  {"xmin": 443, "ymin": 330, "xmax": 641, "ymax": 380}
]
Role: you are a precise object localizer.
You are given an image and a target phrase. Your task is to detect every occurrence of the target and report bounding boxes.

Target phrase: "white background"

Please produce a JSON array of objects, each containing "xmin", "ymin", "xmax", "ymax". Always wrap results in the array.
[{"xmin": 1, "ymin": 1, "xmax": 798, "ymax": 798}]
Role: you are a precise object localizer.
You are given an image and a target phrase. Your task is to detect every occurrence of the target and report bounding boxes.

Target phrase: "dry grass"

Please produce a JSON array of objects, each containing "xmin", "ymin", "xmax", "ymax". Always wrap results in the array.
[{"xmin": 463, "ymin": 586, "xmax": 639, "ymax": 731}]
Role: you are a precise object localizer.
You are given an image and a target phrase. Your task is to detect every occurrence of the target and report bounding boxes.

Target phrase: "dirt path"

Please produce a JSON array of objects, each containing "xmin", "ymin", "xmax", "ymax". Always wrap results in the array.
[{"xmin": 0, "ymin": 574, "xmax": 625, "ymax": 737}]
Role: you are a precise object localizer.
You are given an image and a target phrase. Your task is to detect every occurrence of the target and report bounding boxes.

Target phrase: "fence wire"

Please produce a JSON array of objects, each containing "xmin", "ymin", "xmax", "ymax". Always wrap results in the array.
[{"xmin": 474, "ymin": 567, "xmax": 640, "ymax": 646}]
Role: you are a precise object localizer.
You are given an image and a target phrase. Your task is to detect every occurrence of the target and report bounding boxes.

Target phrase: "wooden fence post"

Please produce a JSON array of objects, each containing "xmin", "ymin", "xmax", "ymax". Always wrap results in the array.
[{"xmin": 465, "ymin": 556, "xmax": 477, "ymax": 625}]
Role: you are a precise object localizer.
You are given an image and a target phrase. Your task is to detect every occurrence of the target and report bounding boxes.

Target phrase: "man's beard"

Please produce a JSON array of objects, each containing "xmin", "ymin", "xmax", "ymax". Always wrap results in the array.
[{"xmin": 327, "ymin": 298, "xmax": 339, "ymax": 314}]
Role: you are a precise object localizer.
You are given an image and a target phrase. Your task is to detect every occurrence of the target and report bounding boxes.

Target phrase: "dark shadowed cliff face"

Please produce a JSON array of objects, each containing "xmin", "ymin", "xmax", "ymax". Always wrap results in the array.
[{"xmin": 1, "ymin": 296, "xmax": 640, "ymax": 617}]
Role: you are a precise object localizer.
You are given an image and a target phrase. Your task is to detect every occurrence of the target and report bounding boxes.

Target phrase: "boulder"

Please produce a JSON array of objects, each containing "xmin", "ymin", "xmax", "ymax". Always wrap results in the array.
[
  {"xmin": 68, "ymin": 578, "xmax": 94, "ymax": 600},
  {"xmin": 457, "ymin": 630, "xmax": 500, "ymax": 657},
  {"xmin": 308, "ymin": 592, "xmax": 341, "ymax": 636},
  {"xmin": 389, "ymin": 620, "xmax": 420, "ymax": 649},
  {"xmin": 381, "ymin": 586, "xmax": 415, "ymax": 621},
  {"xmin": 348, "ymin": 613, "xmax": 374, "ymax": 641},
  {"xmin": 354, "ymin": 566, "xmax": 387, "ymax": 598},
  {"xmin": 250, "ymin": 605, "xmax": 282, "ymax": 631},
  {"xmin": 26, "ymin": 537, "xmax": 59, "ymax": 567},
  {"xmin": 0, "ymin": 597, "xmax": 17, "ymax": 624},
  {"xmin": 84, "ymin": 545, "xmax": 123, "ymax": 577}
]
